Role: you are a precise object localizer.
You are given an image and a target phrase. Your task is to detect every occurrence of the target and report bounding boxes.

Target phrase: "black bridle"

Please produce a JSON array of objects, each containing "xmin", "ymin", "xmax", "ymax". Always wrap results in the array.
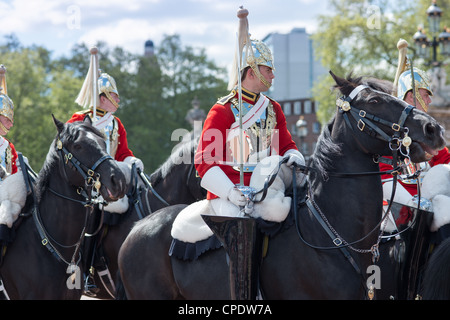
[
  {"xmin": 337, "ymin": 85, "xmax": 414, "ymax": 158},
  {"xmin": 297, "ymin": 86, "xmax": 414, "ymax": 243},
  {"xmin": 33, "ymin": 135, "xmax": 113, "ymax": 269},
  {"xmin": 55, "ymin": 137, "xmax": 113, "ymax": 198}
]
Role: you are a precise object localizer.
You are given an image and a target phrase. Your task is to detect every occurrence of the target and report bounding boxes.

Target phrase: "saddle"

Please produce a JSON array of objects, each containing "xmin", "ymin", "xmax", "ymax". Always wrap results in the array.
[{"xmin": 169, "ymin": 156, "xmax": 307, "ymax": 260}]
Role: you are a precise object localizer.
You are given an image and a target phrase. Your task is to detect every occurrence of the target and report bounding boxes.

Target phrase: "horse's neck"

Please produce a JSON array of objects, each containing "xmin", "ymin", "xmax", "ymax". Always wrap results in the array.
[
  {"xmin": 310, "ymin": 140, "xmax": 383, "ymax": 243},
  {"xmin": 39, "ymin": 175, "xmax": 88, "ymax": 247},
  {"xmin": 153, "ymin": 165, "xmax": 193, "ymax": 206}
]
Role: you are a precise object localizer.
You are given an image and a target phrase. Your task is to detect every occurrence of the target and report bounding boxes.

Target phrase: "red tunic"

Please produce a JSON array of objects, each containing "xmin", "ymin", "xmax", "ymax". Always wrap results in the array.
[
  {"xmin": 5, "ymin": 139, "xmax": 18, "ymax": 174},
  {"xmin": 10, "ymin": 141, "xmax": 18, "ymax": 174},
  {"xmin": 67, "ymin": 111, "xmax": 134, "ymax": 162},
  {"xmin": 195, "ymin": 90, "xmax": 298, "ymax": 199},
  {"xmin": 380, "ymin": 147, "xmax": 450, "ymax": 195}
]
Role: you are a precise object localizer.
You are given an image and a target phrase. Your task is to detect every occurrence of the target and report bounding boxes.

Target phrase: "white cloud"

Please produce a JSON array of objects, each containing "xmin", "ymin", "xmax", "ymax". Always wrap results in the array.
[{"xmin": 0, "ymin": 0, "xmax": 331, "ymax": 67}]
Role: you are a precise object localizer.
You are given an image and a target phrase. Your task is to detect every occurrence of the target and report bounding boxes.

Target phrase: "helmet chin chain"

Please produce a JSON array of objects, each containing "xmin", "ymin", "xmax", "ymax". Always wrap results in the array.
[
  {"xmin": 0, "ymin": 121, "xmax": 8, "ymax": 135},
  {"xmin": 104, "ymin": 91, "xmax": 120, "ymax": 109},
  {"xmin": 415, "ymin": 90, "xmax": 428, "ymax": 112},
  {"xmin": 250, "ymin": 65, "xmax": 271, "ymax": 89}
]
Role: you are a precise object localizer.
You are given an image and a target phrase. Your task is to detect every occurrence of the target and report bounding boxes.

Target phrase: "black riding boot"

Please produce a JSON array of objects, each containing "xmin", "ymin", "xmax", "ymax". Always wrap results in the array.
[
  {"xmin": 202, "ymin": 215, "xmax": 263, "ymax": 300},
  {"xmin": 395, "ymin": 204, "xmax": 433, "ymax": 300},
  {"xmin": 82, "ymin": 234, "xmax": 100, "ymax": 296}
]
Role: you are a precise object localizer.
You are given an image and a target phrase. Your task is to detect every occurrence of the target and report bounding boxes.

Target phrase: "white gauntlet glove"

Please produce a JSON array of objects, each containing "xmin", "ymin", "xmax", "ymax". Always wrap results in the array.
[
  {"xmin": 382, "ymin": 180, "xmax": 413, "ymax": 206},
  {"xmin": 227, "ymin": 187, "xmax": 247, "ymax": 207},
  {"xmin": 283, "ymin": 149, "xmax": 305, "ymax": 168},
  {"xmin": 124, "ymin": 156, "xmax": 144, "ymax": 172},
  {"xmin": 201, "ymin": 166, "xmax": 246, "ymax": 207}
]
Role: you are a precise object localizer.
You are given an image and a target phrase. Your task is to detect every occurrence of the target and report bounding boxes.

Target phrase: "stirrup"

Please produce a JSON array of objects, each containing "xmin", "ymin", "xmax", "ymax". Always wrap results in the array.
[{"xmin": 83, "ymin": 274, "xmax": 100, "ymax": 297}]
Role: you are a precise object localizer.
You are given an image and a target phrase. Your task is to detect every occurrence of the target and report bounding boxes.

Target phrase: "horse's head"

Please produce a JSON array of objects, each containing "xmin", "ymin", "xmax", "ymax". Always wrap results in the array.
[
  {"xmin": 52, "ymin": 115, "xmax": 127, "ymax": 202},
  {"xmin": 330, "ymin": 71, "xmax": 445, "ymax": 163}
]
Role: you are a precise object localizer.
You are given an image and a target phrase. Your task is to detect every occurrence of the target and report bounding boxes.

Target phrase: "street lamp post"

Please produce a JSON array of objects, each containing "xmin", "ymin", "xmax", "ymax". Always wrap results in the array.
[
  {"xmin": 296, "ymin": 116, "xmax": 308, "ymax": 157},
  {"xmin": 413, "ymin": 0, "xmax": 450, "ymax": 65}
]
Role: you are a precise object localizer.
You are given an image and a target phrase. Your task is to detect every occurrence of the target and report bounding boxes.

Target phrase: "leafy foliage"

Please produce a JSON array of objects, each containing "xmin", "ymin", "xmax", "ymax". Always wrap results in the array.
[
  {"xmin": 1, "ymin": 34, "xmax": 227, "ymax": 172},
  {"xmin": 311, "ymin": 0, "xmax": 450, "ymax": 124}
]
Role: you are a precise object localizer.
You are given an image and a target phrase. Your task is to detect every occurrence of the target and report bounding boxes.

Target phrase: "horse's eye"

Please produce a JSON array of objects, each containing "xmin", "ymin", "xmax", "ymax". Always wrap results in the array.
[{"xmin": 369, "ymin": 99, "xmax": 379, "ymax": 104}]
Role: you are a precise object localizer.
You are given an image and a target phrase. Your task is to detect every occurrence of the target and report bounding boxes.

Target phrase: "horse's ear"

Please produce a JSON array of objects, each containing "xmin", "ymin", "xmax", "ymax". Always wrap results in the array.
[
  {"xmin": 52, "ymin": 114, "xmax": 65, "ymax": 134},
  {"xmin": 329, "ymin": 70, "xmax": 356, "ymax": 97},
  {"xmin": 83, "ymin": 114, "xmax": 93, "ymax": 125}
]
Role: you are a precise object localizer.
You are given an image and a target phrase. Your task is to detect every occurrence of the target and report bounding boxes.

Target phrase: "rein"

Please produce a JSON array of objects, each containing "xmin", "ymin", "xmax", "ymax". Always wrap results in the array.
[{"xmin": 138, "ymin": 168, "xmax": 170, "ymax": 207}]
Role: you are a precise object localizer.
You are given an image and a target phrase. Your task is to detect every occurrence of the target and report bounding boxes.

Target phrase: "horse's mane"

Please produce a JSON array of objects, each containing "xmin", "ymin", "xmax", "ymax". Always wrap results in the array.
[
  {"xmin": 149, "ymin": 135, "xmax": 199, "ymax": 186},
  {"xmin": 310, "ymin": 73, "xmax": 394, "ymax": 178},
  {"xmin": 35, "ymin": 121, "xmax": 104, "ymax": 202}
]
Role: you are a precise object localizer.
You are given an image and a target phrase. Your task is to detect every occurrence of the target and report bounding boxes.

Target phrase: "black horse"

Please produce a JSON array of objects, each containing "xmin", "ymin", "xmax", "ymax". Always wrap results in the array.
[
  {"xmin": 117, "ymin": 72, "xmax": 445, "ymax": 299},
  {"xmin": 88, "ymin": 136, "xmax": 205, "ymax": 299},
  {"xmin": 0, "ymin": 116, "xmax": 127, "ymax": 299},
  {"xmin": 420, "ymin": 237, "xmax": 450, "ymax": 299}
]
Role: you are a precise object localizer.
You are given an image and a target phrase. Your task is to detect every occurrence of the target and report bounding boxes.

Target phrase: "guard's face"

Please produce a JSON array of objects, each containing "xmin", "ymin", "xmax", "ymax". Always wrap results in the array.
[
  {"xmin": 0, "ymin": 115, "xmax": 13, "ymax": 136},
  {"xmin": 100, "ymin": 92, "xmax": 120, "ymax": 113},
  {"xmin": 405, "ymin": 88, "xmax": 432, "ymax": 112},
  {"xmin": 256, "ymin": 65, "xmax": 275, "ymax": 91}
]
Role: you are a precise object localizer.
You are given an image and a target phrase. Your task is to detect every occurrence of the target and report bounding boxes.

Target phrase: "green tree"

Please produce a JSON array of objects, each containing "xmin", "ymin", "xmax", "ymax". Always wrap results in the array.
[
  {"xmin": 57, "ymin": 35, "xmax": 227, "ymax": 172},
  {"xmin": 117, "ymin": 34, "xmax": 227, "ymax": 171},
  {"xmin": 0, "ymin": 40, "xmax": 73, "ymax": 169},
  {"xmin": 1, "ymin": 34, "xmax": 227, "ymax": 172}
]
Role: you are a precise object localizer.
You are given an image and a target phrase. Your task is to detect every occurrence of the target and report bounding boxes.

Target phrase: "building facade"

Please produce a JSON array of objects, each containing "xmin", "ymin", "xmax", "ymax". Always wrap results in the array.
[
  {"xmin": 280, "ymin": 98, "xmax": 320, "ymax": 159},
  {"xmin": 263, "ymin": 28, "xmax": 327, "ymax": 101},
  {"xmin": 262, "ymin": 28, "xmax": 326, "ymax": 157}
]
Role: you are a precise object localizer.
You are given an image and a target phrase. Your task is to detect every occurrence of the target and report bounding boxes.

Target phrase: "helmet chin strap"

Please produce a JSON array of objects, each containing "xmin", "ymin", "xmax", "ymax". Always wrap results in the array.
[
  {"xmin": 0, "ymin": 121, "xmax": 9, "ymax": 135},
  {"xmin": 414, "ymin": 89, "xmax": 428, "ymax": 112},
  {"xmin": 103, "ymin": 91, "xmax": 120, "ymax": 110}
]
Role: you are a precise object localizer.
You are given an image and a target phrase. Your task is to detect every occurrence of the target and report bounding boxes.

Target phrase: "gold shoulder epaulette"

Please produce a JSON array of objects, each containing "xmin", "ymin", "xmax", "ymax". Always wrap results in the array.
[{"xmin": 217, "ymin": 90, "xmax": 236, "ymax": 105}]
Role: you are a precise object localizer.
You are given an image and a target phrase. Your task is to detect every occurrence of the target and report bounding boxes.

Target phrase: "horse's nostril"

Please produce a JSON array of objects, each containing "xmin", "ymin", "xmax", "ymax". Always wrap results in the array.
[
  {"xmin": 110, "ymin": 172, "xmax": 127, "ymax": 196},
  {"xmin": 425, "ymin": 123, "xmax": 437, "ymax": 137}
]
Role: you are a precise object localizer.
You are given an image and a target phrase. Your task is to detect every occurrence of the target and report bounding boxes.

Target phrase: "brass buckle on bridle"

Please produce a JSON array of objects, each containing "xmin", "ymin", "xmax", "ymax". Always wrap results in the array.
[
  {"xmin": 357, "ymin": 119, "xmax": 365, "ymax": 131},
  {"xmin": 392, "ymin": 123, "xmax": 401, "ymax": 132},
  {"xmin": 94, "ymin": 173, "xmax": 101, "ymax": 192},
  {"xmin": 64, "ymin": 153, "xmax": 73, "ymax": 165}
]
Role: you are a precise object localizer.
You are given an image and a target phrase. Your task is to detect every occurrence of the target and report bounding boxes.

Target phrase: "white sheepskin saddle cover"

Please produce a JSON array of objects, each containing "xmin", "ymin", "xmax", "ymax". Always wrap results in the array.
[
  {"xmin": 0, "ymin": 171, "xmax": 27, "ymax": 228},
  {"xmin": 171, "ymin": 155, "xmax": 306, "ymax": 243},
  {"xmin": 420, "ymin": 164, "xmax": 450, "ymax": 232},
  {"xmin": 171, "ymin": 199, "xmax": 215, "ymax": 243}
]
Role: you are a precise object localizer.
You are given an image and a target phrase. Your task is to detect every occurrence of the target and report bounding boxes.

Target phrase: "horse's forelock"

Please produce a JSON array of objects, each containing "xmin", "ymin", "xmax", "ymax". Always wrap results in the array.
[
  {"xmin": 346, "ymin": 73, "xmax": 393, "ymax": 94},
  {"xmin": 334, "ymin": 72, "xmax": 393, "ymax": 97},
  {"xmin": 67, "ymin": 121, "xmax": 104, "ymax": 142}
]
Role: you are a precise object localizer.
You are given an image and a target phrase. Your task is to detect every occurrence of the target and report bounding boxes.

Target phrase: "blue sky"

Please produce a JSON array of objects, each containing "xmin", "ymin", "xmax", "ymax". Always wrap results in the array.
[{"xmin": 0, "ymin": 0, "xmax": 332, "ymax": 68}]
